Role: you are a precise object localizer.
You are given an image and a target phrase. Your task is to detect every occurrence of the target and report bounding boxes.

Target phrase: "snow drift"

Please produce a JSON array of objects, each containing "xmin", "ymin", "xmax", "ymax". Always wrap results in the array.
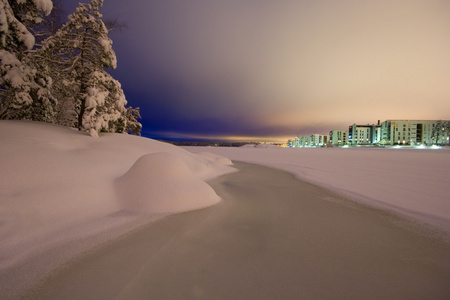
[
  {"xmin": 116, "ymin": 152, "xmax": 221, "ymax": 213},
  {"xmin": 0, "ymin": 120, "xmax": 234, "ymax": 299}
]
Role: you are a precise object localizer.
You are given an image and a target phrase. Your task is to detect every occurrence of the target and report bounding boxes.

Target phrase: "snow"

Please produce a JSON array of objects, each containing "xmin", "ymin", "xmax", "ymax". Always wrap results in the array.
[
  {"xmin": 2, "ymin": 120, "xmax": 450, "ymax": 298},
  {"xmin": 0, "ymin": 0, "xmax": 52, "ymax": 50},
  {"xmin": 184, "ymin": 145, "xmax": 450, "ymax": 232},
  {"xmin": 116, "ymin": 152, "xmax": 221, "ymax": 214},
  {"xmin": 32, "ymin": 0, "xmax": 53, "ymax": 16},
  {"xmin": 0, "ymin": 50, "xmax": 26, "ymax": 87},
  {"xmin": 0, "ymin": 2, "xmax": 7, "ymax": 39},
  {"xmin": 0, "ymin": 120, "xmax": 234, "ymax": 299}
]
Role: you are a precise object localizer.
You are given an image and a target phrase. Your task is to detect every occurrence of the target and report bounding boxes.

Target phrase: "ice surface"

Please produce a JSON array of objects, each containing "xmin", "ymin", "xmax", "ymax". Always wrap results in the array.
[
  {"xmin": 185, "ymin": 145, "xmax": 450, "ymax": 232},
  {"xmin": 25, "ymin": 161, "xmax": 450, "ymax": 299}
]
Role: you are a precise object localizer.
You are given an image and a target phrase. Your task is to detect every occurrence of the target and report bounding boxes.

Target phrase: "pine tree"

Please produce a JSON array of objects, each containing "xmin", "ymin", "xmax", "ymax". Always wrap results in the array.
[
  {"xmin": 124, "ymin": 106, "xmax": 142, "ymax": 135},
  {"xmin": 114, "ymin": 106, "xmax": 142, "ymax": 136},
  {"xmin": 40, "ymin": 0, "xmax": 140, "ymax": 136},
  {"xmin": 29, "ymin": 0, "xmax": 65, "ymax": 49},
  {"xmin": 0, "ymin": 0, "xmax": 53, "ymax": 119}
]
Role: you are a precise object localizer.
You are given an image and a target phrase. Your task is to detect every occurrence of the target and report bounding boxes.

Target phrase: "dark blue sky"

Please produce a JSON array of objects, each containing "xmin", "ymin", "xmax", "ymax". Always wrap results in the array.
[{"xmin": 63, "ymin": 0, "xmax": 450, "ymax": 142}]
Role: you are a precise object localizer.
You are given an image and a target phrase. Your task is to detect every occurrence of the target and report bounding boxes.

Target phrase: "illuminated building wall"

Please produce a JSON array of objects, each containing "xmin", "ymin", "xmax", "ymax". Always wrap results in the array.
[
  {"xmin": 290, "ymin": 120, "xmax": 449, "ymax": 147},
  {"xmin": 291, "ymin": 134, "xmax": 327, "ymax": 147},
  {"xmin": 380, "ymin": 120, "xmax": 450, "ymax": 146},
  {"xmin": 329, "ymin": 130, "xmax": 348, "ymax": 146},
  {"xmin": 348, "ymin": 123, "xmax": 381, "ymax": 146}
]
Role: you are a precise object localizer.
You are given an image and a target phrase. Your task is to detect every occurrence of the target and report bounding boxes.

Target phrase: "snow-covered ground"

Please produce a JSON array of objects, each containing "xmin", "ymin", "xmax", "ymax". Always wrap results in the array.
[
  {"xmin": 184, "ymin": 144, "xmax": 450, "ymax": 233},
  {"xmin": 1, "ymin": 121, "xmax": 450, "ymax": 298},
  {"xmin": 0, "ymin": 120, "xmax": 235, "ymax": 299}
]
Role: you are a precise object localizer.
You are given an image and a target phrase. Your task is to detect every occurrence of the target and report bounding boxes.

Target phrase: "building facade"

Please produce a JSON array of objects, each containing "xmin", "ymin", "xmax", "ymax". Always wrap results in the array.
[
  {"xmin": 348, "ymin": 123, "xmax": 381, "ymax": 146},
  {"xmin": 289, "ymin": 119, "xmax": 449, "ymax": 147},
  {"xmin": 310, "ymin": 134, "xmax": 327, "ymax": 147},
  {"xmin": 380, "ymin": 120, "xmax": 450, "ymax": 146},
  {"xmin": 329, "ymin": 130, "xmax": 348, "ymax": 146},
  {"xmin": 290, "ymin": 134, "xmax": 327, "ymax": 147}
]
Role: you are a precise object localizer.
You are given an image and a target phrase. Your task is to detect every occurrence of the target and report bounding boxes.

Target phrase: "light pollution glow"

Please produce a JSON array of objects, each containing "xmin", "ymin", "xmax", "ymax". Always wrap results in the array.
[{"xmin": 64, "ymin": 0, "xmax": 450, "ymax": 141}]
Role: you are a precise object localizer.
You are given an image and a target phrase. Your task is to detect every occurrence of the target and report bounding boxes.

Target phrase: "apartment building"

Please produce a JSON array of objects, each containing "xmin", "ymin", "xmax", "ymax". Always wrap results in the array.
[
  {"xmin": 289, "ymin": 119, "xmax": 449, "ymax": 147},
  {"xmin": 290, "ymin": 134, "xmax": 327, "ymax": 147},
  {"xmin": 329, "ymin": 130, "xmax": 348, "ymax": 146},
  {"xmin": 299, "ymin": 135, "xmax": 310, "ymax": 147},
  {"xmin": 348, "ymin": 123, "xmax": 381, "ymax": 146},
  {"xmin": 380, "ymin": 120, "xmax": 450, "ymax": 145}
]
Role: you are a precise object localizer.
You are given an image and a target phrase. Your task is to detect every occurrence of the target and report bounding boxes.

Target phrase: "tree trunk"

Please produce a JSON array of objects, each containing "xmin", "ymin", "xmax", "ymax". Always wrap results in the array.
[
  {"xmin": 77, "ymin": 31, "xmax": 88, "ymax": 131},
  {"xmin": 77, "ymin": 97, "xmax": 86, "ymax": 130},
  {"xmin": 0, "ymin": 95, "xmax": 12, "ymax": 119}
]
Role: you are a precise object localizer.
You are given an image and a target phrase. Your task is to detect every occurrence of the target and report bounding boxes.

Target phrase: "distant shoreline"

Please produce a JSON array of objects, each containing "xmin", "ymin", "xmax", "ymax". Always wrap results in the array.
[{"xmin": 160, "ymin": 140, "xmax": 263, "ymax": 147}]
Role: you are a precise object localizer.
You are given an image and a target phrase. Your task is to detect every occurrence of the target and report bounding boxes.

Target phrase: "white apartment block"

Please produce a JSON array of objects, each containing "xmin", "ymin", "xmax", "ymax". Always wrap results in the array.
[
  {"xmin": 310, "ymin": 134, "xmax": 327, "ymax": 146},
  {"xmin": 299, "ymin": 136, "xmax": 310, "ymax": 146},
  {"xmin": 290, "ymin": 134, "xmax": 327, "ymax": 147},
  {"xmin": 329, "ymin": 130, "xmax": 348, "ymax": 146},
  {"xmin": 380, "ymin": 120, "xmax": 450, "ymax": 146},
  {"xmin": 289, "ymin": 119, "xmax": 449, "ymax": 147},
  {"xmin": 348, "ymin": 123, "xmax": 381, "ymax": 146}
]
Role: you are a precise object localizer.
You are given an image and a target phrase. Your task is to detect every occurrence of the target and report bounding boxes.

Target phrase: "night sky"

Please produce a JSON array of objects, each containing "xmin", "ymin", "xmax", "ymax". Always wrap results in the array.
[{"xmin": 63, "ymin": 0, "xmax": 450, "ymax": 142}]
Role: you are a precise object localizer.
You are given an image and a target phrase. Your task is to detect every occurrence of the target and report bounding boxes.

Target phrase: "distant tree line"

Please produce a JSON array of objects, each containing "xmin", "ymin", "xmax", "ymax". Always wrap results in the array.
[
  {"xmin": 0, "ymin": 0, "xmax": 141, "ymax": 137},
  {"xmin": 167, "ymin": 141, "xmax": 262, "ymax": 147}
]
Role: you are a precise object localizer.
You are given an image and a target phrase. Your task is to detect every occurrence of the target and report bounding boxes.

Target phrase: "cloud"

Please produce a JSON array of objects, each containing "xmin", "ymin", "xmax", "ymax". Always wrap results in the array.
[{"xmin": 100, "ymin": 0, "xmax": 450, "ymax": 140}]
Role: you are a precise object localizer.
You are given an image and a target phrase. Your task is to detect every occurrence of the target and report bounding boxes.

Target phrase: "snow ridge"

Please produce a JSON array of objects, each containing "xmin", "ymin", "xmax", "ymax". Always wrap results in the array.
[{"xmin": 0, "ymin": 120, "xmax": 234, "ymax": 299}]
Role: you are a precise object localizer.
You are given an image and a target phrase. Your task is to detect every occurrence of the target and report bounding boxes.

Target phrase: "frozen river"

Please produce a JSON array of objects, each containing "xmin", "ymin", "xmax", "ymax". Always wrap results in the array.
[{"xmin": 27, "ymin": 162, "xmax": 450, "ymax": 299}]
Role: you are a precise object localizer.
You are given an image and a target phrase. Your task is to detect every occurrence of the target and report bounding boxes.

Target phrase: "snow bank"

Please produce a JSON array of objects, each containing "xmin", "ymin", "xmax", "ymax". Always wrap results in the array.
[
  {"xmin": 184, "ymin": 146, "xmax": 450, "ymax": 232},
  {"xmin": 116, "ymin": 152, "xmax": 220, "ymax": 213},
  {"xmin": 0, "ymin": 120, "xmax": 234, "ymax": 299}
]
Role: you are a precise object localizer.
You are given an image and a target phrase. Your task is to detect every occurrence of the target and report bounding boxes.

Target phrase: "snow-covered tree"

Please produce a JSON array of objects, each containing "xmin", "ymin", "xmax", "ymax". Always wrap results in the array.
[
  {"xmin": 0, "ymin": 0, "xmax": 53, "ymax": 119},
  {"xmin": 0, "ymin": 0, "xmax": 53, "ymax": 53},
  {"xmin": 432, "ymin": 120, "xmax": 450, "ymax": 145},
  {"xmin": 30, "ymin": 0, "xmax": 65, "ymax": 46},
  {"xmin": 115, "ymin": 106, "xmax": 142, "ymax": 136},
  {"xmin": 124, "ymin": 106, "xmax": 142, "ymax": 135},
  {"xmin": 40, "ymin": 0, "xmax": 140, "ymax": 136}
]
